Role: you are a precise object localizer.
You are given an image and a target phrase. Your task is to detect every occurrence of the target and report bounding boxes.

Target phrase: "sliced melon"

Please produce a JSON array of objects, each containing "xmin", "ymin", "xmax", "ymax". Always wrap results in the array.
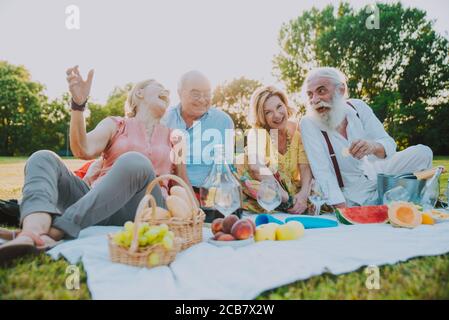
[
  {"xmin": 388, "ymin": 201, "xmax": 422, "ymax": 228},
  {"xmin": 336, "ymin": 205, "xmax": 389, "ymax": 225}
]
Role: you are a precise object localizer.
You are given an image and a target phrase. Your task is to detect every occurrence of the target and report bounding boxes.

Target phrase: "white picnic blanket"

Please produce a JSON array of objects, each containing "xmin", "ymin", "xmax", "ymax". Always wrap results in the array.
[{"xmin": 47, "ymin": 213, "xmax": 449, "ymax": 299}]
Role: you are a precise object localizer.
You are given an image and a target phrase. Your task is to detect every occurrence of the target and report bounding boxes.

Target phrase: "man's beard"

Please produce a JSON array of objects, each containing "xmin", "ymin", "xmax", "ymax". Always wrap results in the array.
[{"xmin": 307, "ymin": 93, "xmax": 347, "ymax": 130}]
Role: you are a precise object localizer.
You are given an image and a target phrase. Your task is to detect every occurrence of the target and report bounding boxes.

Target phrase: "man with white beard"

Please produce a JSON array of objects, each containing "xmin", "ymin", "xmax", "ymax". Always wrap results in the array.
[{"xmin": 299, "ymin": 67, "xmax": 433, "ymax": 208}]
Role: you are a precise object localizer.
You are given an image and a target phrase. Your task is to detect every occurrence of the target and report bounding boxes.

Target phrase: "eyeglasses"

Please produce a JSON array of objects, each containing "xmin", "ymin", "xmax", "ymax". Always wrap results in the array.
[{"xmin": 189, "ymin": 90, "xmax": 211, "ymax": 101}]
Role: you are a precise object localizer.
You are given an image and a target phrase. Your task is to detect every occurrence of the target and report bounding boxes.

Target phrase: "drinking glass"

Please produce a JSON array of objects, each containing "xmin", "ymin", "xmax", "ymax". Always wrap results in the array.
[
  {"xmin": 257, "ymin": 179, "xmax": 282, "ymax": 212},
  {"xmin": 308, "ymin": 180, "xmax": 329, "ymax": 216},
  {"xmin": 214, "ymin": 184, "xmax": 241, "ymax": 217}
]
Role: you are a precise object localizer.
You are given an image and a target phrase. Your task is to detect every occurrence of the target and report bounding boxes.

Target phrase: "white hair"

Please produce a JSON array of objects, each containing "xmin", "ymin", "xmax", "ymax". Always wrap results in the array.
[
  {"xmin": 302, "ymin": 67, "xmax": 349, "ymax": 101},
  {"xmin": 306, "ymin": 91, "xmax": 347, "ymax": 131},
  {"xmin": 177, "ymin": 70, "xmax": 209, "ymax": 95}
]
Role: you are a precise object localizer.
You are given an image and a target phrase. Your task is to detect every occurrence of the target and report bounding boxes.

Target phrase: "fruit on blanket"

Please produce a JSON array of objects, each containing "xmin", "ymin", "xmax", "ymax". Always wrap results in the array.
[
  {"xmin": 113, "ymin": 222, "xmax": 175, "ymax": 249},
  {"xmin": 124, "ymin": 221, "xmax": 134, "ymax": 232},
  {"xmin": 170, "ymin": 186, "xmax": 193, "ymax": 211},
  {"xmin": 214, "ymin": 231, "xmax": 225, "ymax": 240},
  {"xmin": 247, "ymin": 219, "xmax": 256, "ymax": 233},
  {"xmin": 254, "ymin": 223, "xmax": 277, "ymax": 242},
  {"xmin": 211, "ymin": 216, "xmax": 256, "ymax": 241},
  {"xmin": 113, "ymin": 232, "xmax": 131, "ymax": 247},
  {"xmin": 162, "ymin": 234, "xmax": 174, "ymax": 250},
  {"xmin": 222, "ymin": 215, "xmax": 239, "ymax": 234},
  {"xmin": 166, "ymin": 195, "xmax": 192, "ymax": 220},
  {"xmin": 388, "ymin": 201, "xmax": 422, "ymax": 228},
  {"xmin": 421, "ymin": 213, "xmax": 435, "ymax": 225},
  {"xmin": 286, "ymin": 221, "xmax": 305, "ymax": 239},
  {"xmin": 211, "ymin": 218, "xmax": 224, "ymax": 235},
  {"xmin": 216, "ymin": 233, "xmax": 236, "ymax": 241},
  {"xmin": 276, "ymin": 224, "xmax": 302, "ymax": 241},
  {"xmin": 429, "ymin": 209, "xmax": 449, "ymax": 220},
  {"xmin": 148, "ymin": 252, "xmax": 160, "ymax": 266},
  {"xmin": 336, "ymin": 205, "xmax": 389, "ymax": 225},
  {"xmin": 230, "ymin": 220, "xmax": 253, "ymax": 240}
]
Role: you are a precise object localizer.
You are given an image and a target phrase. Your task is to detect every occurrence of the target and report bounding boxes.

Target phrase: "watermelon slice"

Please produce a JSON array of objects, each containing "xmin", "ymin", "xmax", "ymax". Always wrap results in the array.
[{"xmin": 336, "ymin": 205, "xmax": 389, "ymax": 225}]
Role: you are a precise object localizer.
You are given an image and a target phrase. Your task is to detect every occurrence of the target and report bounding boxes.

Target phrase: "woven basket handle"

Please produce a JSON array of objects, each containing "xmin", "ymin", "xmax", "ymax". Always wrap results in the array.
[
  {"xmin": 144, "ymin": 174, "xmax": 199, "ymax": 214},
  {"xmin": 129, "ymin": 194, "xmax": 157, "ymax": 253}
]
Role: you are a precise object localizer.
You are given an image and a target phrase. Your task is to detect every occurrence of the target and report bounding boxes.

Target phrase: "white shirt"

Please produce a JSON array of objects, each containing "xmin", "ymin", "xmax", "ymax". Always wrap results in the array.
[{"xmin": 300, "ymin": 99, "xmax": 397, "ymax": 205}]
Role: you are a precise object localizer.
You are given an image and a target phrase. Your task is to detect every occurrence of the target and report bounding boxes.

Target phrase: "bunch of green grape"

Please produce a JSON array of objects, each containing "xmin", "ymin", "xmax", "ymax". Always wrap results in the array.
[{"xmin": 113, "ymin": 221, "xmax": 175, "ymax": 251}]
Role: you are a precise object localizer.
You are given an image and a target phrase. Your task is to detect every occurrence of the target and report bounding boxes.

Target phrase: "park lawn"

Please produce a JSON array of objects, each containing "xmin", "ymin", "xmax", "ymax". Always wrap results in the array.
[{"xmin": 0, "ymin": 157, "xmax": 448, "ymax": 300}]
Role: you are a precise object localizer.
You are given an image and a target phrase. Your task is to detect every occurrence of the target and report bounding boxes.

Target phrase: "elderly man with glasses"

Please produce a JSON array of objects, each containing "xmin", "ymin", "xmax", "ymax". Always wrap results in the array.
[{"xmin": 162, "ymin": 70, "xmax": 235, "ymax": 220}]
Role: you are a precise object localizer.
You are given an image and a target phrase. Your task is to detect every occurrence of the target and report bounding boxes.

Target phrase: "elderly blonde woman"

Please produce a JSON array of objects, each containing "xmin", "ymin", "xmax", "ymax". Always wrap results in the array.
[
  {"xmin": 0, "ymin": 66, "xmax": 191, "ymax": 265},
  {"xmin": 234, "ymin": 85, "xmax": 313, "ymax": 214}
]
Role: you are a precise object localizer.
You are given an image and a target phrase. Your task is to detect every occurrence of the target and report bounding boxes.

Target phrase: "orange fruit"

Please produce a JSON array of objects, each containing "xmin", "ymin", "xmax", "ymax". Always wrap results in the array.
[{"xmin": 421, "ymin": 213, "xmax": 435, "ymax": 225}]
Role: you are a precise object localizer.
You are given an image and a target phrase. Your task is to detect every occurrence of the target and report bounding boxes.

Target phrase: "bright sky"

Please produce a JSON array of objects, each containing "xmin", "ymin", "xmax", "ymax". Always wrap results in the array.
[{"xmin": 0, "ymin": 0, "xmax": 448, "ymax": 104}]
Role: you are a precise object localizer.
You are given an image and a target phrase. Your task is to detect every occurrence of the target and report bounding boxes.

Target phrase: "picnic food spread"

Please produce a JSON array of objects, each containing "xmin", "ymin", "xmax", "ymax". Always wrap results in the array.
[
  {"xmin": 335, "ymin": 201, "xmax": 447, "ymax": 228},
  {"xmin": 421, "ymin": 213, "xmax": 435, "ymax": 225},
  {"xmin": 255, "ymin": 221, "xmax": 305, "ymax": 241},
  {"xmin": 109, "ymin": 220, "xmax": 181, "ymax": 268},
  {"xmin": 113, "ymin": 222, "xmax": 175, "ymax": 250},
  {"xmin": 423, "ymin": 209, "xmax": 449, "ymax": 222},
  {"xmin": 388, "ymin": 201, "xmax": 422, "ymax": 228},
  {"xmin": 141, "ymin": 186, "xmax": 195, "ymax": 221},
  {"xmin": 336, "ymin": 205, "xmax": 389, "ymax": 225},
  {"xmin": 210, "ymin": 215, "xmax": 256, "ymax": 241},
  {"xmin": 106, "ymin": 170, "xmax": 448, "ymax": 268}
]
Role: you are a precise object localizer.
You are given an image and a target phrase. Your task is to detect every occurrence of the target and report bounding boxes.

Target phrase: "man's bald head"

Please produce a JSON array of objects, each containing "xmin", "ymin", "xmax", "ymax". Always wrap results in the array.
[
  {"xmin": 177, "ymin": 70, "xmax": 212, "ymax": 122},
  {"xmin": 177, "ymin": 70, "xmax": 211, "ymax": 95}
]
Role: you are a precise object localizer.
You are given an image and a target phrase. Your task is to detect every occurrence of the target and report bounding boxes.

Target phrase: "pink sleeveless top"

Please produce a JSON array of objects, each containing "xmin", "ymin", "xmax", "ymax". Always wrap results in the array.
[{"xmin": 93, "ymin": 116, "xmax": 174, "ymax": 195}]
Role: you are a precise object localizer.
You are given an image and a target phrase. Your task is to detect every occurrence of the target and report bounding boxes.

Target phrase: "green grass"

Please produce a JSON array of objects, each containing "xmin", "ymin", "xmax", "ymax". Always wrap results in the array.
[
  {"xmin": 0, "ymin": 156, "xmax": 75, "ymax": 164},
  {"xmin": 434, "ymin": 156, "xmax": 448, "ymax": 198},
  {"xmin": 0, "ymin": 254, "xmax": 90, "ymax": 299},
  {"xmin": 258, "ymin": 254, "xmax": 449, "ymax": 299},
  {"xmin": 0, "ymin": 157, "xmax": 27, "ymax": 164},
  {"xmin": 1, "ymin": 157, "xmax": 449, "ymax": 299}
]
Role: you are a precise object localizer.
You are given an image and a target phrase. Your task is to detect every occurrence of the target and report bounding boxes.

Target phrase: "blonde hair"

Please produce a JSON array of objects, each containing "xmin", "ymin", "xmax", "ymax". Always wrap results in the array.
[
  {"xmin": 249, "ymin": 85, "xmax": 295, "ymax": 129},
  {"xmin": 124, "ymin": 79, "xmax": 158, "ymax": 118}
]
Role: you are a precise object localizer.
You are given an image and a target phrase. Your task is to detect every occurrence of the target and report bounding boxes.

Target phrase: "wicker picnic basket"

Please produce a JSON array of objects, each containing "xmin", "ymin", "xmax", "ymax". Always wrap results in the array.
[
  {"xmin": 108, "ymin": 199, "xmax": 182, "ymax": 268},
  {"xmin": 139, "ymin": 174, "xmax": 205, "ymax": 250}
]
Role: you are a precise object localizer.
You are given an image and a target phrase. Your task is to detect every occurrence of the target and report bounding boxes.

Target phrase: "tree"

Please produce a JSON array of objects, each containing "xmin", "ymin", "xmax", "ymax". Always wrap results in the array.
[
  {"xmin": 86, "ymin": 84, "xmax": 130, "ymax": 132},
  {"xmin": 212, "ymin": 77, "xmax": 262, "ymax": 130},
  {"xmin": 0, "ymin": 61, "xmax": 73, "ymax": 156},
  {"xmin": 273, "ymin": 2, "xmax": 449, "ymax": 154},
  {"xmin": 30, "ymin": 94, "xmax": 71, "ymax": 155},
  {"xmin": 0, "ymin": 61, "xmax": 47, "ymax": 155}
]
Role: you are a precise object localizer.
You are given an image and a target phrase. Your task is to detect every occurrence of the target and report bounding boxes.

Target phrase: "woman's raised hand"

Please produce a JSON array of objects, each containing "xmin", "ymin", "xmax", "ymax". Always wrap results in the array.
[{"xmin": 66, "ymin": 65, "xmax": 94, "ymax": 105}]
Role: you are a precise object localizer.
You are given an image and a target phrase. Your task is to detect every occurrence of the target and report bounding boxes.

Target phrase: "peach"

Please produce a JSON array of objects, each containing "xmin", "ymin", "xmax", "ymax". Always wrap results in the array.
[
  {"xmin": 231, "ymin": 220, "xmax": 254, "ymax": 240},
  {"xmin": 222, "ymin": 215, "xmax": 239, "ymax": 234},
  {"xmin": 216, "ymin": 233, "xmax": 236, "ymax": 241},
  {"xmin": 211, "ymin": 218, "xmax": 224, "ymax": 235},
  {"xmin": 245, "ymin": 219, "xmax": 256, "ymax": 235},
  {"xmin": 213, "ymin": 231, "xmax": 225, "ymax": 240}
]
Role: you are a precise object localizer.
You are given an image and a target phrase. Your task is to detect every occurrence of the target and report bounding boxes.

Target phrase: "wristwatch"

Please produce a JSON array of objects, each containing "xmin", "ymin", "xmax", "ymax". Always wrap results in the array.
[{"xmin": 71, "ymin": 99, "xmax": 87, "ymax": 111}]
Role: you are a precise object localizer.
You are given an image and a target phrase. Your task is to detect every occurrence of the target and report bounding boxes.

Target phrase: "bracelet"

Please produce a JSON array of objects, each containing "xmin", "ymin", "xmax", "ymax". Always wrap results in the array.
[{"xmin": 71, "ymin": 99, "xmax": 87, "ymax": 111}]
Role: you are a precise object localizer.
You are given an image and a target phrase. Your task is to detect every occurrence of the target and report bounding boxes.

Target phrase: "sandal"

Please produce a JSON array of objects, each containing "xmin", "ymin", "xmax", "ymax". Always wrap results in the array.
[{"xmin": 0, "ymin": 230, "xmax": 59, "ymax": 267}]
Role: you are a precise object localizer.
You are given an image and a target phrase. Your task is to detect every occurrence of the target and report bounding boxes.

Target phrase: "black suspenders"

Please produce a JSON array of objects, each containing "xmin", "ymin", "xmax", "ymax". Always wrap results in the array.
[{"xmin": 320, "ymin": 101, "xmax": 360, "ymax": 188}]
